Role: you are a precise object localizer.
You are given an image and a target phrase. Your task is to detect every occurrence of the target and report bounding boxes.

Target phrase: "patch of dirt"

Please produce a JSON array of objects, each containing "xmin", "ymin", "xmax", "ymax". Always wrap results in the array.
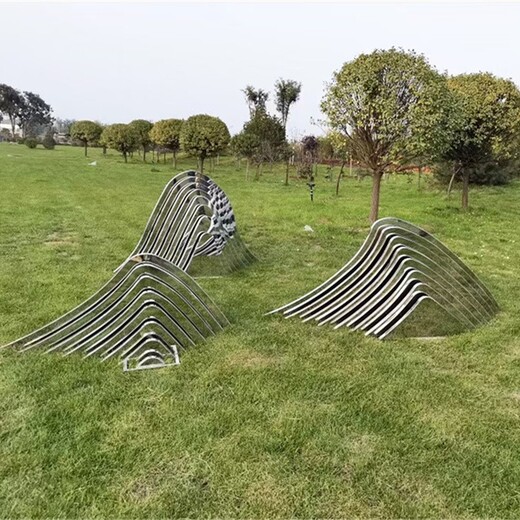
[
  {"xmin": 226, "ymin": 350, "xmax": 279, "ymax": 369},
  {"xmin": 44, "ymin": 231, "xmax": 78, "ymax": 247}
]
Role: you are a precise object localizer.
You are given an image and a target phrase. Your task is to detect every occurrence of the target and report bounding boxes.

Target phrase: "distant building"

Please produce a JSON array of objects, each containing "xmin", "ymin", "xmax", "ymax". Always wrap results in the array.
[{"xmin": 0, "ymin": 118, "xmax": 22, "ymax": 139}]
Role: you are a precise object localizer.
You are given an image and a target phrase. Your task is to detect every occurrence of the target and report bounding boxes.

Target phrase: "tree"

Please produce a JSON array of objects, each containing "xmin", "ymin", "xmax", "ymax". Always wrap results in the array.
[
  {"xmin": 440, "ymin": 73, "xmax": 520, "ymax": 209},
  {"xmin": 149, "ymin": 119, "xmax": 183, "ymax": 166},
  {"xmin": 17, "ymin": 91, "xmax": 53, "ymax": 137},
  {"xmin": 274, "ymin": 79, "xmax": 301, "ymax": 135},
  {"xmin": 0, "ymin": 84, "xmax": 23, "ymax": 138},
  {"xmin": 100, "ymin": 124, "xmax": 139, "ymax": 163},
  {"xmin": 129, "ymin": 119, "xmax": 154, "ymax": 162},
  {"xmin": 242, "ymin": 86, "xmax": 269, "ymax": 118},
  {"xmin": 70, "ymin": 120, "xmax": 103, "ymax": 156},
  {"xmin": 321, "ymin": 48, "xmax": 453, "ymax": 223},
  {"xmin": 230, "ymin": 131, "xmax": 260, "ymax": 179},
  {"xmin": 242, "ymin": 111, "xmax": 286, "ymax": 170},
  {"xmin": 180, "ymin": 114, "xmax": 230, "ymax": 174},
  {"xmin": 53, "ymin": 118, "xmax": 75, "ymax": 135}
]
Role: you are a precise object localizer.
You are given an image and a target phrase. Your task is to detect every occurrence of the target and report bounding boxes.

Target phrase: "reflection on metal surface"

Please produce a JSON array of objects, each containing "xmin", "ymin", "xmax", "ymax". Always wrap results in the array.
[
  {"xmin": 269, "ymin": 217, "xmax": 499, "ymax": 339},
  {"xmin": 119, "ymin": 170, "xmax": 255, "ymax": 274},
  {"xmin": 4, "ymin": 255, "xmax": 228, "ymax": 370}
]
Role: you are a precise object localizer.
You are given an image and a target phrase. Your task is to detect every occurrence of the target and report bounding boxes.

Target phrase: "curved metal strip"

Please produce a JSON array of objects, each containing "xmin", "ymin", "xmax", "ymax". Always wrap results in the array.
[
  {"xmin": 269, "ymin": 217, "xmax": 498, "ymax": 339},
  {"xmin": 118, "ymin": 170, "xmax": 255, "ymax": 274},
  {"xmin": 2, "ymin": 254, "xmax": 229, "ymax": 369}
]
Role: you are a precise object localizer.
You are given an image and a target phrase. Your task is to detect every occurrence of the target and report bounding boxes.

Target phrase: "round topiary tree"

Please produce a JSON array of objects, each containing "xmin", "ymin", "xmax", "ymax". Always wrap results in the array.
[
  {"xmin": 70, "ymin": 120, "xmax": 103, "ymax": 156},
  {"xmin": 129, "ymin": 119, "xmax": 153, "ymax": 162},
  {"xmin": 149, "ymin": 119, "xmax": 184, "ymax": 167},
  {"xmin": 100, "ymin": 124, "xmax": 139, "ymax": 163},
  {"xmin": 180, "ymin": 114, "xmax": 230, "ymax": 174}
]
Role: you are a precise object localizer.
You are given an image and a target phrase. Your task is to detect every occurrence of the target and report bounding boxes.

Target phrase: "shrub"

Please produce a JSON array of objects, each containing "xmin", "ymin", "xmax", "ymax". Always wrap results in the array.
[
  {"xmin": 42, "ymin": 132, "xmax": 56, "ymax": 150},
  {"xmin": 25, "ymin": 138, "xmax": 38, "ymax": 149}
]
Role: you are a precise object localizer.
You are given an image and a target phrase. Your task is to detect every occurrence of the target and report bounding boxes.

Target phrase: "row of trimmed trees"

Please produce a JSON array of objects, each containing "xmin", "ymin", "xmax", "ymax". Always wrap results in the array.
[
  {"xmin": 70, "ymin": 115, "xmax": 230, "ymax": 172},
  {"xmin": 320, "ymin": 48, "xmax": 520, "ymax": 222}
]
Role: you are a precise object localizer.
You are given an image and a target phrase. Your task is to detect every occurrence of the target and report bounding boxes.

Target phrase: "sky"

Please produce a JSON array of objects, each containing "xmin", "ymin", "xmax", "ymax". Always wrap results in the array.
[{"xmin": 1, "ymin": 1, "xmax": 519, "ymax": 137}]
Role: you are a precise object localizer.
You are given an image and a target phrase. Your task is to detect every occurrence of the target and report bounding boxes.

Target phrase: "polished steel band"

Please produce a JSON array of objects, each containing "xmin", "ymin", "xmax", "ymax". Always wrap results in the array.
[{"xmin": 269, "ymin": 217, "xmax": 499, "ymax": 339}]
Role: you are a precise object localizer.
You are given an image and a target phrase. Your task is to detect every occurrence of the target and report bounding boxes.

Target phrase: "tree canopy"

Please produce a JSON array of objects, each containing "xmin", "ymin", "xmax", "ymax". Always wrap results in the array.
[
  {"xmin": 70, "ymin": 120, "xmax": 103, "ymax": 156},
  {"xmin": 242, "ymin": 86, "xmax": 269, "ymax": 118},
  {"xmin": 149, "ymin": 119, "xmax": 184, "ymax": 166},
  {"xmin": 440, "ymin": 73, "xmax": 520, "ymax": 208},
  {"xmin": 0, "ymin": 84, "xmax": 23, "ymax": 139},
  {"xmin": 17, "ymin": 91, "xmax": 53, "ymax": 138},
  {"xmin": 100, "ymin": 124, "xmax": 139, "ymax": 163},
  {"xmin": 322, "ymin": 48, "xmax": 454, "ymax": 222},
  {"xmin": 274, "ymin": 79, "xmax": 301, "ymax": 135},
  {"xmin": 180, "ymin": 114, "xmax": 230, "ymax": 173},
  {"xmin": 129, "ymin": 119, "xmax": 154, "ymax": 161}
]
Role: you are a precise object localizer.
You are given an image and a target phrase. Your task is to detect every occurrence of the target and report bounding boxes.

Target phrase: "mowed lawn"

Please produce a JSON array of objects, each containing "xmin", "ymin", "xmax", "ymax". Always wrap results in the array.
[{"xmin": 1, "ymin": 143, "xmax": 520, "ymax": 518}]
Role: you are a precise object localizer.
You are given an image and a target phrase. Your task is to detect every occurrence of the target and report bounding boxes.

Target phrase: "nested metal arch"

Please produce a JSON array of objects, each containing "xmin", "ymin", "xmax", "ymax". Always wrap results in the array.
[
  {"xmin": 118, "ymin": 170, "xmax": 255, "ymax": 274},
  {"xmin": 269, "ymin": 217, "xmax": 499, "ymax": 339},
  {"xmin": 4, "ymin": 255, "xmax": 228, "ymax": 371},
  {"xmin": 2, "ymin": 170, "xmax": 255, "ymax": 371}
]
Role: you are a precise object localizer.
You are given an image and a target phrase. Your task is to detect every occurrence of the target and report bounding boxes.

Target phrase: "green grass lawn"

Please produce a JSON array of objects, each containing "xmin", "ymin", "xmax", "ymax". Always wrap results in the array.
[{"xmin": 1, "ymin": 143, "xmax": 520, "ymax": 518}]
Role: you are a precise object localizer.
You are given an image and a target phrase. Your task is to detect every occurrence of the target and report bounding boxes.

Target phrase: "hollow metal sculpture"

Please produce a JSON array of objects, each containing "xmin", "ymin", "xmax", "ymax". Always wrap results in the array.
[
  {"xmin": 118, "ymin": 170, "xmax": 255, "ymax": 274},
  {"xmin": 3, "ymin": 171, "xmax": 252, "ymax": 371},
  {"xmin": 4, "ymin": 255, "xmax": 228, "ymax": 371},
  {"xmin": 269, "ymin": 217, "xmax": 498, "ymax": 339}
]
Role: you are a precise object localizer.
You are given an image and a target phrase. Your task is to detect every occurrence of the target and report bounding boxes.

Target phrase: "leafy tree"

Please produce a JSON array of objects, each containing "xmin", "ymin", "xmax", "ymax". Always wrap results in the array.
[
  {"xmin": 70, "ymin": 120, "xmax": 103, "ymax": 156},
  {"xmin": 0, "ymin": 84, "xmax": 23, "ymax": 138},
  {"xmin": 149, "ymin": 119, "xmax": 183, "ymax": 166},
  {"xmin": 236, "ymin": 112, "xmax": 285, "ymax": 179},
  {"xmin": 242, "ymin": 86, "xmax": 269, "ymax": 118},
  {"xmin": 53, "ymin": 118, "xmax": 75, "ymax": 135},
  {"xmin": 439, "ymin": 73, "xmax": 520, "ymax": 209},
  {"xmin": 321, "ymin": 48, "xmax": 453, "ymax": 223},
  {"xmin": 100, "ymin": 124, "xmax": 139, "ymax": 163},
  {"xmin": 230, "ymin": 131, "xmax": 260, "ymax": 178},
  {"xmin": 129, "ymin": 119, "xmax": 154, "ymax": 162},
  {"xmin": 274, "ymin": 79, "xmax": 301, "ymax": 135},
  {"xmin": 17, "ymin": 91, "xmax": 53, "ymax": 137},
  {"xmin": 180, "ymin": 114, "xmax": 230, "ymax": 174}
]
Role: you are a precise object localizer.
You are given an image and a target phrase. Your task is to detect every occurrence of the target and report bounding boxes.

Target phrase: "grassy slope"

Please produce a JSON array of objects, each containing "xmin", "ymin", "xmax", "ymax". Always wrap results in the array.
[{"xmin": 0, "ymin": 143, "xmax": 519, "ymax": 518}]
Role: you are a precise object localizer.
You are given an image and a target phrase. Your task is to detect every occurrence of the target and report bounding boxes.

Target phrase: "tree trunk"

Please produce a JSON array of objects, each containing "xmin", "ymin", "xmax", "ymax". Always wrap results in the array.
[
  {"xmin": 143, "ymin": 147, "xmax": 147, "ymax": 162},
  {"xmin": 103, "ymin": 145, "xmax": 107, "ymax": 155},
  {"xmin": 172, "ymin": 151, "xmax": 177, "ymax": 168},
  {"xmin": 349, "ymin": 156, "xmax": 353, "ymax": 177},
  {"xmin": 369, "ymin": 171, "xmax": 383, "ymax": 224},
  {"xmin": 285, "ymin": 160, "xmax": 289, "ymax": 186},
  {"xmin": 447, "ymin": 164, "xmax": 459, "ymax": 198},
  {"xmin": 336, "ymin": 170, "xmax": 343, "ymax": 196},
  {"xmin": 200, "ymin": 156, "xmax": 205, "ymax": 174},
  {"xmin": 10, "ymin": 116, "xmax": 16, "ymax": 140},
  {"xmin": 217, "ymin": 154, "xmax": 220, "ymax": 166},
  {"xmin": 246, "ymin": 159, "xmax": 250, "ymax": 181},
  {"xmin": 84, "ymin": 141, "xmax": 88, "ymax": 157},
  {"xmin": 123, "ymin": 152, "xmax": 127, "ymax": 163},
  {"xmin": 462, "ymin": 169, "xmax": 470, "ymax": 210},
  {"xmin": 417, "ymin": 165, "xmax": 422, "ymax": 191}
]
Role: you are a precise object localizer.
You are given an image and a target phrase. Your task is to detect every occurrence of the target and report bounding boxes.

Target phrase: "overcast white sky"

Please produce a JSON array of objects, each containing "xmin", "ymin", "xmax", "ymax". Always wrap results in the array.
[{"xmin": 1, "ymin": 2, "xmax": 519, "ymax": 137}]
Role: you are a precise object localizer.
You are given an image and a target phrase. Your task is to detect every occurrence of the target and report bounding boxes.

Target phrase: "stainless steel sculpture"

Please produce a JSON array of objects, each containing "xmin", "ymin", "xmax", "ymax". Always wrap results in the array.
[
  {"xmin": 118, "ymin": 170, "xmax": 255, "ymax": 274},
  {"xmin": 3, "ymin": 171, "xmax": 252, "ymax": 370},
  {"xmin": 4, "ymin": 255, "xmax": 228, "ymax": 371},
  {"xmin": 269, "ymin": 217, "xmax": 498, "ymax": 339}
]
